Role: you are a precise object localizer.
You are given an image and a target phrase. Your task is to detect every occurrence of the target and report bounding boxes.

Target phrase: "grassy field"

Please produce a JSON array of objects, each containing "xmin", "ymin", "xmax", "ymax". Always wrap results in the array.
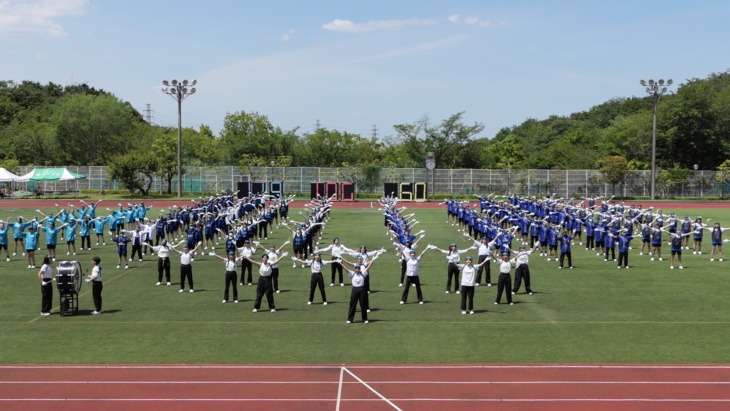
[{"xmin": 0, "ymin": 204, "xmax": 729, "ymax": 364}]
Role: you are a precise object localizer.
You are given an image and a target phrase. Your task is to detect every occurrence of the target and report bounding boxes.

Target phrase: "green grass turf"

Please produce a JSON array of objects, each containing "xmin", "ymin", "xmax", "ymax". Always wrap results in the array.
[{"xmin": 0, "ymin": 205, "xmax": 729, "ymax": 364}]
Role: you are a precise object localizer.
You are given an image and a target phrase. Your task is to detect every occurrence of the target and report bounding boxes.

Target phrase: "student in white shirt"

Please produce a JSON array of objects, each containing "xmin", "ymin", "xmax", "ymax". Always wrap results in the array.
[
  {"xmin": 88, "ymin": 256, "xmax": 103, "ymax": 314},
  {"xmin": 400, "ymin": 248, "xmax": 429, "ymax": 305},
  {"xmin": 294, "ymin": 252, "xmax": 336, "ymax": 305},
  {"xmin": 247, "ymin": 252, "xmax": 287, "ymax": 312},
  {"xmin": 492, "ymin": 251, "xmax": 515, "ymax": 305},
  {"xmin": 452, "ymin": 256, "xmax": 489, "ymax": 314},
  {"xmin": 37, "ymin": 255, "xmax": 54, "ymax": 316},
  {"xmin": 172, "ymin": 242, "xmax": 200, "ymax": 292}
]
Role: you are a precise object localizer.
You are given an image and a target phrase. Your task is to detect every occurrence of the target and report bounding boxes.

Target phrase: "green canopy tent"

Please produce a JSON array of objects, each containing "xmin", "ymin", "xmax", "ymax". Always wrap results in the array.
[{"xmin": 16, "ymin": 168, "xmax": 87, "ymax": 197}]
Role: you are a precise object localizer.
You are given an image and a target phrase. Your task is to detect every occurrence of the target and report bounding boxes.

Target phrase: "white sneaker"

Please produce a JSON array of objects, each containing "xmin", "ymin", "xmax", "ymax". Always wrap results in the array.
[
  {"xmin": 323, "ymin": 302, "xmax": 328, "ymax": 305},
  {"xmin": 66, "ymin": 252, "xmax": 70, "ymax": 255},
  {"xmin": 670, "ymin": 266, "xmax": 674, "ymax": 269},
  {"xmin": 252, "ymin": 308, "xmax": 257, "ymax": 312},
  {"xmin": 222, "ymin": 300, "xmax": 227, "ymax": 303},
  {"xmin": 91, "ymin": 311, "xmax": 101, "ymax": 315},
  {"xmin": 639, "ymin": 252, "xmax": 643, "ymax": 256},
  {"xmin": 400, "ymin": 301, "xmax": 404, "ymax": 305},
  {"xmin": 487, "ymin": 283, "xmax": 492, "ymax": 287},
  {"xmin": 124, "ymin": 265, "xmax": 129, "ymax": 269},
  {"xmin": 698, "ymin": 251, "xmax": 702, "ymax": 255},
  {"xmin": 156, "ymin": 282, "xmax": 161, "ymax": 286},
  {"xmin": 166, "ymin": 282, "xmax": 171, "ymax": 286},
  {"xmin": 139, "ymin": 259, "xmax": 143, "ymax": 262},
  {"xmin": 679, "ymin": 266, "xmax": 684, "ymax": 269},
  {"xmin": 659, "ymin": 258, "xmax": 663, "ymax": 261},
  {"xmin": 445, "ymin": 290, "xmax": 449, "ymax": 294},
  {"xmin": 276, "ymin": 290, "xmax": 280, "ymax": 293},
  {"xmin": 547, "ymin": 258, "xmax": 551, "ymax": 261},
  {"xmin": 179, "ymin": 289, "xmax": 184, "ymax": 293},
  {"xmin": 340, "ymin": 283, "xmax": 344, "ymax": 287},
  {"xmin": 27, "ymin": 265, "xmax": 31, "ymax": 269},
  {"xmin": 711, "ymin": 258, "xmax": 715, "ymax": 262},
  {"xmin": 330, "ymin": 283, "xmax": 334, "ymax": 287},
  {"xmin": 399, "ymin": 283, "xmax": 403, "ymax": 287},
  {"xmin": 364, "ymin": 320, "xmax": 369, "ymax": 324},
  {"xmin": 307, "ymin": 301, "xmax": 312, "ymax": 305},
  {"xmin": 469, "ymin": 310, "xmax": 474, "ymax": 314},
  {"xmin": 693, "ymin": 251, "xmax": 697, "ymax": 255},
  {"xmin": 366, "ymin": 309, "xmax": 371, "ymax": 313},
  {"xmin": 72, "ymin": 253, "xmax": 76, "ymax": 255},
  {"xmin": 189, "ymin": 289, "xmax": 194, "ymax": 293},
  {"xmin": 456, "ymin": 290, "xmax": 461, "ymax": 294},
  {"xmin": 475, "ymin": 283, "xmax": 480, "ymax": 287},
  {"xmin": 5, "ymin": 258, "xmax": 8, "ymax": 262},
  {"xmin": 234, "ymin": 300, "xmax": 238, "ymax": 303},
  {"xmin": 650, "ymin": 258, "xmax": 655, "ymax": 261},
  {"xmin": 461, "ymin": 311, "xmax": 467, "ymax": 315}
]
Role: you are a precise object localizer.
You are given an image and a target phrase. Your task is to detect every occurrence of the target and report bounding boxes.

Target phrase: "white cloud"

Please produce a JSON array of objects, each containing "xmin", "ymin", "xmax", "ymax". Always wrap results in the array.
[
  {"xmin": 0, "ymin": 0, "xmax": 89, "ymax": 38},
  {"xmin": 464, "ymin": 17, "xmax": 491, "ymax": 27},
  {"xmin": 281, "ymin": 28, "xmax": 294, "ymax": 41},
  {"xmin": 322, "ymin": 17, "xmax": 436, "ymax": 33},
  {"xmin": 448, "ymin": 14, "xmax": 460, "ymax": 23}
]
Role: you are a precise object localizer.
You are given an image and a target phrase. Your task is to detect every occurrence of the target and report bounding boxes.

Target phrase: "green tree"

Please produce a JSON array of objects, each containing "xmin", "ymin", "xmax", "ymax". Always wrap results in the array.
[
  {"xmin": 49, "ymin": 93, "xmax": 145, "ymax": 165},
  {"xmin": 108, "ymin": 151, "xmax": 159, "ymax": 195},
  {"xmin": 599, "ymin": 155, "xmax": 630, "ymax": 195}
]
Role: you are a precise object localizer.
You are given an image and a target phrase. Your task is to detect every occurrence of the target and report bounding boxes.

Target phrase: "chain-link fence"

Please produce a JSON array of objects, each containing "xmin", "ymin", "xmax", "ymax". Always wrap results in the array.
[{"xmin": 11, "ymin": 166, "xmax": 729, "ymax": 198}]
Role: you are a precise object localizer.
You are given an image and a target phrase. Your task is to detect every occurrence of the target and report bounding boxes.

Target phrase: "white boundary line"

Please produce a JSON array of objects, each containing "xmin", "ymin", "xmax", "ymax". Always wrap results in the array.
[
  {"xmin": 1, "ymin": 380, "xmax": 730, "ymax": 385},
  {"xmin": 1, "ymin": 398, "xmax": 730, "ymax": 403},
  {"xmin": 342, "ymin": 366, "xmax": 402, "ymax": 411},
  {"xmin": 335, "ymin": 366, "xmax": 343, "ymax": 411},
  {"xmin": 2, "ymin": 364, "xmax": 730, "ymax": 369}
]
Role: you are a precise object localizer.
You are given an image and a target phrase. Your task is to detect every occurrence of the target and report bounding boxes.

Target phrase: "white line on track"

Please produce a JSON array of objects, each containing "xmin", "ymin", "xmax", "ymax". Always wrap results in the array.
[
  {"xmin": 2, "ymin": 398, "xmax": 730, "ymax": 403},
  {"xmin": 3, "ymin": 364, "xmax": 730, "ymax": 369},
  {"xmin": 343, "ymin": 367, "xmax": 402, "ymax": 411},
  {"xmin": 336, "ymin": 367, "xmax": 344, "ymax": 411},
  {"xmin": 2, "ymin": 380, "xmax": 730, "ymax": 384}
]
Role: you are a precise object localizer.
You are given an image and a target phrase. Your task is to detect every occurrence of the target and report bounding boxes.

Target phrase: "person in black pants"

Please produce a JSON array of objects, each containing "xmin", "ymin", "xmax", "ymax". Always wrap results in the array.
[
  {"xmin": 294, "ymin": 252, "xmax": 335, "ymax": 305},
  {"xmin": 493, "ymin": 251, "xmax": 514, "ymax": 305},
  {"xmin": 87, "ymin": 256, "xmax": 103, "ymax": 314},
  {"xmin": 400, "ymin": 248, "xmax": 429, "ymax": 304},
  {"xmin": 509, "ymin": 244, "xmax": 537, "ymax": 295},
  {"xmin": 172, "ymin": 243, "xmax": 199, "ymax": 292},
  {"xmin": 248, "ymin": 252, "xmax": 287, "ymax": 312},
  {"xmin": 214, "ymin": 251, "xmax": 242, "ymax": 303},
  {"xmin": 37, "ymin": 255, "xmax": 53, "ymax": 316},
  {"xmin": 346, "ymin": 264, "xmax": 368, "ymax": 324}
]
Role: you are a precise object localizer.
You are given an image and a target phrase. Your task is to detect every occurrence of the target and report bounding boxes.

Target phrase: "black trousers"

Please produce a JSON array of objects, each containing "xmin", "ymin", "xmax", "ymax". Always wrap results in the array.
[
  {"xmin": 254, "ymin": 276, "xmax": 275, "ymax": 309},
  {"xmin": 331, "ymin": 261, "xmax": 343, "ymax": 284},
  {"xmin": 157, "ymin": 258, "xmax": 171, "ymax": 282},
  {"xmin": 92, "ymin": 281, "xmax": 103, "ymax": 311},
  {"xmin": 460, "ymin": 285, "xmax": 475, "ymax": 310},
  {"xmin": 586, "ymin": 236, "xmax": 595, "ymax": 249},
  {"xmin": 258, "ymin": 222, "xmax": 268, "ymax": 238},
  {"xmin": 513, "ymin": 264, "xmax": 531, "ymax": 293},
  {"xmin": 605, "ymin": 247, "xmax": 616, "ymax": 260},
  {"xmin": 241, "ymin": 259, "xmax": 253, "ymax": 284},
  {"xmin": 401, "ymin": 276, "xmax": 423, "ymax": 303},
  {"xmin": 400, "ymin": 260, "xmax": 407, "ymax": 284},
  {"xmin": 495, "ymin": 273, "xmax": 512, "ymax": 303},
  {"xmin": 347, "ymin": 286, "xmax": 367, "ymax": 322},
  {"xmin": 446, "ymin": 264, "xmax": 460, "ymax": 292},
  {"xmin": 41, "ymin": 281, "xmax": 53, "ymax": 313},
  {"xmin": 81, "ymin": 235, "xmax": 91, "ymax": 249},
  {"xmin": 180, "ymin": 264, "xmax": 193, "ymax": 290},
  {"xmin": 617, "ymin": 251, "xmax": 629, "ymax": 267},
  {"xmin": 476, "ymin": 255, "xmax": 491, "ymax": 284},
  {"xmin": 309, "ymin": 272, "xmax": 327, "ymax": 303},
  {"xmin": 272, "ymin": 267, "xmax": 280, "ymax": 291},
  {"xmin": 224, "ymin": 271, "xmax": 238, "ymax": 301},
  {"xmin": 131, "ymin": 243, "xmax": 143, "ymax": 260},
  {"xmin": 559, "ymin": 251, "xmax": 572, "ymax": 267}
]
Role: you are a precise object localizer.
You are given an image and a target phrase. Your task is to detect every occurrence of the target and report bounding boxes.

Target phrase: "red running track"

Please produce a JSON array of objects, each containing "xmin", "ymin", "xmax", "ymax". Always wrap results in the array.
[{"xmin": 1, "ymin": 364, "xmax": 730, "ymax": 411}]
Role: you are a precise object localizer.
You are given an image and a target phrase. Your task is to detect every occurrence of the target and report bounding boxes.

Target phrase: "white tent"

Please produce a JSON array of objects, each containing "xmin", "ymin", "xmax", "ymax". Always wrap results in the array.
[{"xmin": 0, "ymin": 167, "xmax": 19, "ymax": 182}]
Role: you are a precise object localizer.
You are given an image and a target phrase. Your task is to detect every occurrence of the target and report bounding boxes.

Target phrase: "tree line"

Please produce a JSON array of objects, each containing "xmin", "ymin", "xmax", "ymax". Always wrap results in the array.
[{"xmin": 1, "ymin": 71, "xmax": 729, "ymax": 193}]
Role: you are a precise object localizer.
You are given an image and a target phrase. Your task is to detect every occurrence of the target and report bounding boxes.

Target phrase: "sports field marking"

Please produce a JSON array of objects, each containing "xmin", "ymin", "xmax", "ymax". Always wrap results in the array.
[
  {"xmin": 4, "ymin": 364, "xmax": 730, "ymax": 369},
  {"xmin": 2, "ymin": 380, "xmax": 730, "ymax": 385},
  {"xmin": 343, "ymin": 366, "xmax": 403, "ymax": 410},
  {"xmin": 10, "ymin": 319, "xmax": 730, "ymax": 325},
  {"xmin": 335, "ymin": 366, "xmax": 344, "ymax": 411}
]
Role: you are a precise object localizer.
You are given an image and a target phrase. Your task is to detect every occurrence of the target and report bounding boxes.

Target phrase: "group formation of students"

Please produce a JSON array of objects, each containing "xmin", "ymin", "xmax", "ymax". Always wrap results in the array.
[{"xmin": 8, "ymin": 191, "xmax": 727, "ymax": 322}]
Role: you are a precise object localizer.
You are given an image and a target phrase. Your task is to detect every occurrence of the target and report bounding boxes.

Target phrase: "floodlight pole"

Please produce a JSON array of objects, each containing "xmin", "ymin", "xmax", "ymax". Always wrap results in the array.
[
  {"xmin": 162, "ymin": 79, "xmax": 197, "ymax": 198},
  {"xmin": 640, "ymin": 79, "xmax": 672, "ymax": 200}
]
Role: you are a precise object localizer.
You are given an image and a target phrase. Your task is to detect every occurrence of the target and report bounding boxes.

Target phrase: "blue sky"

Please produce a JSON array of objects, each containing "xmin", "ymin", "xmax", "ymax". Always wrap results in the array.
[{"xmin": 1, "ymin": 0, "xmax": 729, "ymax": 140}]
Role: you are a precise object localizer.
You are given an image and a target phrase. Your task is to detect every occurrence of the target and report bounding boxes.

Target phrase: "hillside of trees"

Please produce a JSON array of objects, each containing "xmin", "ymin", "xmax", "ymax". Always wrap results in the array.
[{"xmin": 1, "ymin": 70, "xmax": 729, "ymax": 189}]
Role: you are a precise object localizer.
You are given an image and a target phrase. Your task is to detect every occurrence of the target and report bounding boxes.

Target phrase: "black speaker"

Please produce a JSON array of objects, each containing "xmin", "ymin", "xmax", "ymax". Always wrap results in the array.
[
  {"xmin": 310, "ymin": 182, "xmax": 325, "ymax": 199},
  {"xmin": 384, "ymin": 183, "xmax": 398, "ymax": 197},
  {"xmin": 237, "ymin": 182, "xmax": 250, "ymax": 198}
]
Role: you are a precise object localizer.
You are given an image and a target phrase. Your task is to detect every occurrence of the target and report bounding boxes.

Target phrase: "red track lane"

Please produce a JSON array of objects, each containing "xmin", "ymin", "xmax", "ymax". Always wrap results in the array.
[{"xmin": 2, "ymin": 365, "xmax": 730, "ymax": 411}]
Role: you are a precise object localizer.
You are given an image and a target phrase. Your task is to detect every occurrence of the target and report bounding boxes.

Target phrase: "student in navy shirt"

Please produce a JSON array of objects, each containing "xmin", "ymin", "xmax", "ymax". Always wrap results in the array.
[
  {"xmin": 557, "ymin": 231, "xmax": 574, "ymax": 269},
  {"xmin": 112, "ymin": 232, "xmax": 131, "ymax": 269}
]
